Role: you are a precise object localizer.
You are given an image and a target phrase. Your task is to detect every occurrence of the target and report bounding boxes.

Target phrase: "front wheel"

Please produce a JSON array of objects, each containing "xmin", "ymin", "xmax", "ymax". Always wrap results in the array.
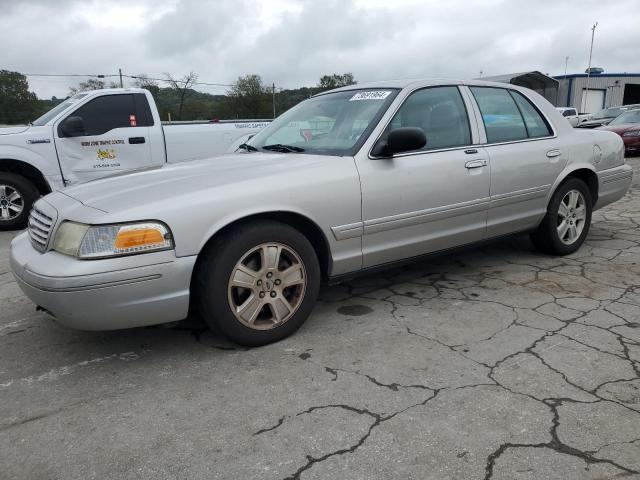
[
  {"xmin": 530, "ymin": 177, "xmax": 593, "ymax": 255},
  {"xmin": 196, "ymin": 220, "xmax": 320, "ymax": 347},
  {"xmin": 0, "ymin": 173, "xmax": 39, "ymax": 231}
]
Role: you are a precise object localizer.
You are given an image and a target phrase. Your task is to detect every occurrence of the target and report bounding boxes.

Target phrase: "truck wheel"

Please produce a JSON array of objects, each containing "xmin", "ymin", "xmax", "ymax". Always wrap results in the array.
[
  {"xmin": 530, "ymin": 177, "xmax": 592, "ymax": 255},
  {"xmin": 0, "ymin": 173, "xmax": 39, "ymax": 231},
  {"xmin": 196, "ymin": 220, "xmax": 320, "ymax": 347}
]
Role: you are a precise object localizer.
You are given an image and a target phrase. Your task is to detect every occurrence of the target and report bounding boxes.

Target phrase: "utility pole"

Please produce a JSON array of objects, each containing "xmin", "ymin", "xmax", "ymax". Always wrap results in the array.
[
  {"xmin": 564, "ymin": 56, "xmax": 569, "ymax": 77},
  {"xmin": 582, "ymin": 22, "xmax": 598, "ymax": 113},
  {"xmin": 119, "ymin": 68, "xmax": 123, "ymax": 88},
  {"xmin": 272, "ymin": 82, "xmax": 276, "ymax": 119}
]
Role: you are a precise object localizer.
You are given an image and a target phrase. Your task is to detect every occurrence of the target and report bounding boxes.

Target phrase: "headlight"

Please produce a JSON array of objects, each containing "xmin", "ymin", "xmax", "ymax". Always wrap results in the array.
[
  {"xmin": 53, "ymin": 221, "xmax": 173, "ymax": 259},
  {"xmin": 622, "ymin": 130, "xmax": 640, "ymax": 137}
]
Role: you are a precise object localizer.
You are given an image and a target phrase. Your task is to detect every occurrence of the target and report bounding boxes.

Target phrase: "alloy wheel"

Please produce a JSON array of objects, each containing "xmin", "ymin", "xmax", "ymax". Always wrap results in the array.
[
  {"xmin": 227, "ymin": 242, "xmax": 307, "ymax": 330},
  {"xmin": 0, "ymin": 184, "xmax": 23, "ymax": 221},
  {"xmin": 557, "ymin": 189, "xmax": 587, "ymax": 245}
]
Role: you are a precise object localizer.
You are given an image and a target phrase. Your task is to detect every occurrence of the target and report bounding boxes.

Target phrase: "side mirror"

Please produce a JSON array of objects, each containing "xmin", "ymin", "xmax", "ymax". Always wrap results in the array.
[
  {"xmin": 371, "ymin": 127, "xmax": 427, "ymax": 157},
  {"xmin": 59, "ymin": 116, "xmax": 85, "ymax": 137}
]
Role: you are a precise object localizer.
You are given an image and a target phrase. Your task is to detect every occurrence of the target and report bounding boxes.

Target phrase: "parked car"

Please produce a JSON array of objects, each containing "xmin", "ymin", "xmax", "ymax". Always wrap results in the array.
[
  {"xmin": 0, "ymin": 88, "xmax": 269, "ymax": 230},
  {"xmin": 597, "ymin": 109, "xmax": 640, "ymax": 155},
  {"xmin": 11, "ymin": 79, "xmax": 632, "ymax": 346},
  {"xmin": 577, "ymin": 104, "xmax": 640, "ymax": 129},
  {"xmin": 555, "ymin": 107, "xmax": 590, "ymax": 127}
]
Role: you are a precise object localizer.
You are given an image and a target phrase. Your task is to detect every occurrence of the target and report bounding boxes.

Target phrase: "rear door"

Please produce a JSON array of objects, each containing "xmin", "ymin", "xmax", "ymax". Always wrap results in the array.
[
  {"xmin": 54, "ymin": 93, "xmax": 158, "ymax": 185},
  {"xmin": 467, "ymin": 86, "xmax": 565, "ymax": 237}
]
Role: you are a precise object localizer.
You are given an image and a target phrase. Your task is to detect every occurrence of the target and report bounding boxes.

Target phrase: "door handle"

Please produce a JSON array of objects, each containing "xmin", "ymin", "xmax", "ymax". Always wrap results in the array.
[
  {"xmin": 129, "ymin": 137, "xmax": 146, "ymax": 144},
  {"xmin": 465, "ymin": 159, "xmax": 487, "ymax": 169},
  {"xmin": 464, "ymin": 149, "xmax": 479, "ymax": 154},
  {"xmin": 546, "ymin": 149, "xmax": 561, "ymax": 158}
]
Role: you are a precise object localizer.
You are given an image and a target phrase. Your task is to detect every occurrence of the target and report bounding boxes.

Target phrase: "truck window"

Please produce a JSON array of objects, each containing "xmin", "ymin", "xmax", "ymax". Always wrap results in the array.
[
  {"xmin": 134, "ymin": 93, "xmax": 154, "ymax": 126},
  {"xmin": 69, "ymin": 94, "xmax": 136, "ymax": 136}
]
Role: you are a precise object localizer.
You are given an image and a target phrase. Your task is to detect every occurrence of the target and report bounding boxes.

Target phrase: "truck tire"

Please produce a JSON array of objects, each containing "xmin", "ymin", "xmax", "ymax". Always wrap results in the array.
[
  {"xmin": 196, "ymin": 220, "xmax": 320, "ymax": 347},
  {"xmin": 0, "ymin": 173, "xmax": 39, "ymax": 231},
  {"xmin": 530, "ymin": 177, "xmax": 592, "ymax": 255}
]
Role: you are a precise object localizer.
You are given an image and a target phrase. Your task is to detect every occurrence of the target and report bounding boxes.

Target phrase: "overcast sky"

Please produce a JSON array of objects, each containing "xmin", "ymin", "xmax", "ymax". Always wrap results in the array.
[{"xmin": 2, "ymin": 0, "xmax": 638, "ymax": 99}]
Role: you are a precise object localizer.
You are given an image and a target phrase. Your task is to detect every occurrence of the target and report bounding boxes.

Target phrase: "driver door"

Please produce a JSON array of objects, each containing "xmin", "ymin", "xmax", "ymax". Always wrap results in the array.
[{"xmin": 54, "ymin": 93, "xmax": 156, "ymax": 185}]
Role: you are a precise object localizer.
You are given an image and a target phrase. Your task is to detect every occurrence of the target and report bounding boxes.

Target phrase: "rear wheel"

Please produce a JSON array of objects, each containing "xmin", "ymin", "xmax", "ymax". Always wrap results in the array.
[
  {"xmin": 530, "ymin": 177, "xmax": 592, "ymax": 255},
  {"xmin": 196, "ymin": 220, "xmax": 320, "ymax": 347},
  {"xmin": 0, "ymin": 173, "xmax": 39, "ymax": 231}
]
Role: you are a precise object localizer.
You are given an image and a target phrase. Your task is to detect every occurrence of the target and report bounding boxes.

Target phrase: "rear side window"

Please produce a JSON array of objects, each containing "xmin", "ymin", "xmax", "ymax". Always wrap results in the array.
[
  {"xmin": 470, "ymin": 87, "xmax": 527, "ymax": 143},
  {"xmin": 471, "ymin": 87, "xmax": 552, "ymax": 143},
  {"xmin": 70, "ymin": 94, "xmax": 136, "ymax": 136},
  {"xmin": 510, "ymin": 91, "xmax": 552, "ymax": 138},
  {"xmin": 134, "ymin": 93, "xmax": 154, "ymax": 127},
  {"xmin": 387, "ymin": 86, "xmax": 471, "ymax": 151}
]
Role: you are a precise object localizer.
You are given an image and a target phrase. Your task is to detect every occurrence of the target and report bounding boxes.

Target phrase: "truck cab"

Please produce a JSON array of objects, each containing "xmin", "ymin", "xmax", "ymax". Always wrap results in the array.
[{"xmin": 0, "ymin": 88, "xmax": 268, "ymax": 229}]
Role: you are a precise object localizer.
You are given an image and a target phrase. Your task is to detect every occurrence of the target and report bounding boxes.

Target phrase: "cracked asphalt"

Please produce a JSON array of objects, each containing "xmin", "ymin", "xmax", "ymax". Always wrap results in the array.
[{"xmin": 2, "ymin": 159, "xmax": 640, "ymax": 480}]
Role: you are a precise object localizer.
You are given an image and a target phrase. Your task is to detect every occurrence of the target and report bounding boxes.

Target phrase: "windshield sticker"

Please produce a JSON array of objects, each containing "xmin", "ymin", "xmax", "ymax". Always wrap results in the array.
[{"xmin": 349, "ymin": 91, "xmax": 392, "ymax": 101}]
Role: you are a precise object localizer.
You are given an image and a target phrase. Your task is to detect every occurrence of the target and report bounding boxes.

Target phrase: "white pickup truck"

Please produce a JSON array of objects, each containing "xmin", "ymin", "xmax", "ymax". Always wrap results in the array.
[
  {"xmin": 555, "ymin": 107, "xmax": 591, "ymax": 127},
  {"xmin": 0, "ymin": 88, "xmax": 269, "ymax": 229}
]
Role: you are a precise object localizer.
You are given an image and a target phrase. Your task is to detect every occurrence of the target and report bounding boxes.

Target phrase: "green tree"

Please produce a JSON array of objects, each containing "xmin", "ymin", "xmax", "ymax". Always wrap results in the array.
[
  {"xmin": 317, "ymin": 73, "xmax": 357, "ymax": 92},
  {"xmin": 69, "ymin": 78, "xmax": 107, "ymax": 95},
  {"xmin": 227, "ymin": 74, "xmax": 271, "ymax": 118},
  {"xmin": 0, "ymin": 70, "xmax": 39, "ymax": 125},
  {"xmin": 133, "ymin": 73, "xmax": 160, "ymax": 101},
  {"xmin": 164, "ymin": 71, "xmax": 198, "ymax": 121}
]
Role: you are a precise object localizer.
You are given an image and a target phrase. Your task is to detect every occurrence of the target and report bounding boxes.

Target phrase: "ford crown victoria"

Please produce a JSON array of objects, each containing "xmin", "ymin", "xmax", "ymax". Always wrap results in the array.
[{"xmin": 11, "ymin": 79, "xmax": 633, "ymax": 346}]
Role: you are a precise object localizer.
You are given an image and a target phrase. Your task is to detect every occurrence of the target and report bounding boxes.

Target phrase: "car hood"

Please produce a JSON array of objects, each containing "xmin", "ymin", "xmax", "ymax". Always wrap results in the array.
[
  {"xmin": 0, "ymin": 125, "xmax": 30, "ymax": 135},
  {"xmin": 598, "ymin": 124, "xmax": 640, "ymax": 134},
  {"xmin": 61, "ymin": 151, "xmax": 329, "ymax": 214}
]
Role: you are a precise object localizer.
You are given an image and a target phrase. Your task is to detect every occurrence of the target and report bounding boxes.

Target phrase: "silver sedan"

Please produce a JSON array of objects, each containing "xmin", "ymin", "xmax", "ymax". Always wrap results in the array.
[{"xmin": 11, "ymin": 79, "xmax": 633, "ymax": 346}]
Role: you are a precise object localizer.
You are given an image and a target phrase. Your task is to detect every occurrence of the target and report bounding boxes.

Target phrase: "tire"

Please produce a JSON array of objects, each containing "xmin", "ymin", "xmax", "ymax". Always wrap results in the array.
[
  {"xmin": 196, "ymin": 220, "xmax": 321, "ymax": 347},
  {"xmin": 530, "ymin": 177, "xmax": 593, "ymax": 255},
  {"xmin": 0, "ymin": 173, "xmax": 39, "ymax": 231}
]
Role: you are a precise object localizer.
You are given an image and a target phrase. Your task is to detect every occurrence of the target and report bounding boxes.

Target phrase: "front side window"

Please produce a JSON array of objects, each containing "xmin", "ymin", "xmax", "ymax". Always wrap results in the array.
[
  {"xmin": 384, "ymin": 86, "xmax": 471, "ymax": 151},
  {"xmin": 69, "ymin": 94, "xmax": 136, "ymax": 136},
  {"xmin": 248, "ymin": 89, "xmax": 399, "ymax": 156}
]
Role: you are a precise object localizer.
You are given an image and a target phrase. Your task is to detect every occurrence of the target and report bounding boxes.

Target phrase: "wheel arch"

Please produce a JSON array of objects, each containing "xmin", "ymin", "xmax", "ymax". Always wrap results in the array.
[
  {"xmin": 548, "ymin": 165, "xmax": 598, "ymax": 208},
  {"xmin": 0, "ymin": 158, "xmax": 51, "ymax": 195},
  {"xmin": 191, "ymin": 210, "xmax": 332, "ymax": 286}
]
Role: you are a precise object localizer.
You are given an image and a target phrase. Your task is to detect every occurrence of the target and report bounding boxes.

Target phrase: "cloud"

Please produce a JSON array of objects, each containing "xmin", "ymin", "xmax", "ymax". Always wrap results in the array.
[{"xmin": 1, "ymin": 0, "xmax": 638, "ymax": 99}]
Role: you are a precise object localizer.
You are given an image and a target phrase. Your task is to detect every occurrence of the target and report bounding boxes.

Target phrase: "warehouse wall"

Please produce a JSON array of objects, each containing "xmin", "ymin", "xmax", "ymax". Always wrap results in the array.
[{"xmin": 556, "ymin": 75, "xmax": 640, "ymax": 111}]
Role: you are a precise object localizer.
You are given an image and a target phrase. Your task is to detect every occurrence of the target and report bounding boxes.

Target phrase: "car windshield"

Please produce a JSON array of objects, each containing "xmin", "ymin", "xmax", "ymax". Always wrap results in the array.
[
  {"xmin": 247, "ymin": 89, "xmax": 399, "ymax": 156},
  {"xmin": 31, "ymin": 94, "xmax": 88, "ymax": 126},
  {"xmin": 609, "ymin": 109, "xmax": 640, "ymax": 126},
  {"xmin": 591, "ymin": 107, "xmax": 626, "ymax": 120}
]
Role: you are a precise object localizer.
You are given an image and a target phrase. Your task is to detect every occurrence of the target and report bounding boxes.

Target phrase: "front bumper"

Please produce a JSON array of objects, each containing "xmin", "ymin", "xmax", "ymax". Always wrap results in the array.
[
  {"xmin": 622, "ymin": 136, "xmax": 640, "ymax": 153},
  {"xmin": 10, "ymin": 232, "xmax": 197, "ymax": 330}
]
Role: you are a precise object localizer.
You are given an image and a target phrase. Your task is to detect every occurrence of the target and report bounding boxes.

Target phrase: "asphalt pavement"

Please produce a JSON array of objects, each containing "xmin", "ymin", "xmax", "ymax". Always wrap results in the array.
[{"xmin": 1, "ymin": 159, "xmax": 640, "ymax": 480}]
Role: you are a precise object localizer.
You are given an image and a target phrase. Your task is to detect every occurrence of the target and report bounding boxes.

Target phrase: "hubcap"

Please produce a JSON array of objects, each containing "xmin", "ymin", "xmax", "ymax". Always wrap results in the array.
[
  {"xmin": 227, "ymin": 242, "xmax": 306, "ymax": 330},
  {"xmin": 0, "ymin": 184, "xmax": 23, "ymax": 221},
  {"xmin": 557, "ymin": 189, "xmax": 587, "ymax": 245}
]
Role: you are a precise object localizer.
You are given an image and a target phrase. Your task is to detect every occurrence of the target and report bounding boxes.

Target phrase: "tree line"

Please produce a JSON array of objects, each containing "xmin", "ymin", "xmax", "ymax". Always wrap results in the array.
[{"xmin": 0, "ymin": 70, "xmax": 357, "ymax": 125}]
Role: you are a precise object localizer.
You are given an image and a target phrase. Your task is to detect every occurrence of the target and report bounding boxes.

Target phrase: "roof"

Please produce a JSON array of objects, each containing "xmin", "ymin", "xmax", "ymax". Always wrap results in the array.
[
  {"xmin": 554, "ymin": 73, "xmax": 640, "ymax": 80},
  {"xmin": 319, "ymin": 78, "xmax": 527, "ymax": 96}
]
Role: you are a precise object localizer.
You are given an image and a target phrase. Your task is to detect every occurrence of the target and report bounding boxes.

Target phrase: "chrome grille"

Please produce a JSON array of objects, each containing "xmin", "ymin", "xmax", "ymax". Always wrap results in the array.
[{"xmin": 28, "ymin": 207, "xmax": 54, "ymax": 252}]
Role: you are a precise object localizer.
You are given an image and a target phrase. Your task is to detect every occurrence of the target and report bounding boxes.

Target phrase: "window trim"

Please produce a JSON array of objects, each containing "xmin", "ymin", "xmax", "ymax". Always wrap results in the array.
[
  {"xmin": 367, "ymin": 85, "xmax": 475, "ymax": 160},
  {"xmin": 468, "ymin": 85, "xmax": 557, "ymax": 147}
]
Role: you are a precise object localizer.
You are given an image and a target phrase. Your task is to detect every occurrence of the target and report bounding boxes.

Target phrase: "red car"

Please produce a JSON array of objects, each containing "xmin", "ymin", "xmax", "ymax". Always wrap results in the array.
[{"xmin": 598, "ymin": 108, "xmax": 640, "ymax": 155}]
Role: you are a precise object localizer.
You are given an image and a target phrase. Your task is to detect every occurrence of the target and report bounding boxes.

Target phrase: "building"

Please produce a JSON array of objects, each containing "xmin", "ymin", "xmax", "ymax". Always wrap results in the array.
[
  {"xmin": 480, "ymin": 71, "xmax": 559, "ymax": 106},
  {"xmin": 554, "ymin": 72, "xmax": 640, "ymax": 113}
]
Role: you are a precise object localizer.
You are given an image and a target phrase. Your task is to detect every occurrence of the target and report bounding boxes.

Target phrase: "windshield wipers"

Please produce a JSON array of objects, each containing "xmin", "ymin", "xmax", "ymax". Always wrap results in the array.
[
  {"xmin": 262, "ymin": 144, "xmax": 305, "ymax": 153},
  {"xmin": 238, "ymin": 143, "xmax": 258, "ymax": 152}
]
